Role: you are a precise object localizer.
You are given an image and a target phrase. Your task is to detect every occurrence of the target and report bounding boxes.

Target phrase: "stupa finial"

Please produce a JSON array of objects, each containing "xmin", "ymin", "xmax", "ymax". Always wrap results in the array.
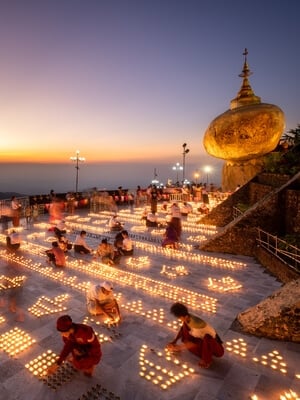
[{"xmin": 230, "ymin": 48, "xmax": 261, "ymax": 109}]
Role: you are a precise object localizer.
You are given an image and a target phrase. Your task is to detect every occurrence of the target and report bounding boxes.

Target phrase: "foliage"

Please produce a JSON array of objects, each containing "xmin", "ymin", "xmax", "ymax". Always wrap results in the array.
[
  {"xmin": 236, "ymin": 202, "xmax": 249, "ymax": 212},
  {"xmin": 281, "ymin": 123, "xmax": 300, "ymax": 147}
]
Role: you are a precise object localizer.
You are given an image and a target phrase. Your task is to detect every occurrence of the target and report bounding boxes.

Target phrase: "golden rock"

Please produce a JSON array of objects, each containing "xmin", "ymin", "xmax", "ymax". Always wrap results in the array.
[{"xmin": 203, "ymin": 49, "xmax": 285, "ymax": 163}]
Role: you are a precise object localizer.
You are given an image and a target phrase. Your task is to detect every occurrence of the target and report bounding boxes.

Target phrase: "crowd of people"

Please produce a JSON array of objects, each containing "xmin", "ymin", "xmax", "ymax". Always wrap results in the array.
[{"xmin": 0, "ymin": 187, "xmax": 227, "ymax": 380}]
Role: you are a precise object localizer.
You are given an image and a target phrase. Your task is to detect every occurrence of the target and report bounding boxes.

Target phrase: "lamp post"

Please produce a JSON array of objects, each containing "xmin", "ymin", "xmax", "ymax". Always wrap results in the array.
[
  {"xmin": 70, "ymin": 150, "xmax": 85, "ymax": 194},
  {"xmin": 172, "ymin": 162, "xmax": 183, "ymax": 185},
  {"xmin": 194, "ymin": 171, "xmax": 200, "ymax": 185},
  {"xmin": 182, "ymin": 143, "xmax": 190, "ymax": 184},
  {"xmin": 204, "ymin": 166, "xmax": 211, "ymax": 186}
]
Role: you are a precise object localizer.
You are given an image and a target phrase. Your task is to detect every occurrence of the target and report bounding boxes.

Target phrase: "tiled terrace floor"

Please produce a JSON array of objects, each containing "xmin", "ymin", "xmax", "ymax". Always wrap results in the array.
[{"xmin": 0, "ymin": 206, "xmax": 299, "ymax": 400}]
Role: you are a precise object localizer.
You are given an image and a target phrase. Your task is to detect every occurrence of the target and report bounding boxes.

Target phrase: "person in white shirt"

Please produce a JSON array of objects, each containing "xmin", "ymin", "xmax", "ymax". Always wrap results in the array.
[
  {"xmin": 108, "ymin": 214, "xmax": 122, "ymax": 231},
  {"xmin": 120, "ymin": 230, "xmax": 133, "ymax": 255},
  {"xmin": 6, "ymin": 230, "xmax": 21, "ymax": 251},
  {"xmin": 166, "ymin": 302, "xmax": 224, "ymax": 368},
  {"xmin": 86, "ymin": 282, "xmax": 121, "ymax": 323},
  {"xmin": 146, "ymin": 211, "xmax": 158, "ymax": 227},
  {"xmin": 74, "ymin": 230, "xmax": 92, "ymax": 254},
  {"xmin": 181, "ymin": 202, "xmax": 193, "ymax": 216}
]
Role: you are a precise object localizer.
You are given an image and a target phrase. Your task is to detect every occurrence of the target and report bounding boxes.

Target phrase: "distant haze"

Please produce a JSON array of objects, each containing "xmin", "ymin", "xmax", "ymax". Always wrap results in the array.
[{"xmin": 0, "ymin": 161, "xmax": 223, "ymax": 195}]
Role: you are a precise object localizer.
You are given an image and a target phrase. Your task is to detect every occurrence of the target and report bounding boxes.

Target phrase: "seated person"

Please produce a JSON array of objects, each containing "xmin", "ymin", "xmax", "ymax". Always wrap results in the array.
[
  {"xmin": 95, "ymin": 238, "xmax": 115, "ymax": 265},
  {"xmin": 198, "ymin": 203, "xmax": 209, "ymax": 215},
  {"xmin": 54, "ymin": 220, "xmax": 67, "ymax": 239},
  {"xmin": 58, "ymin": 235, "xmax": 72, "ymax": 252},
  {"xmin": 120, "ymin": 230, "xmax": 133, "ymax": 256},
  {"xmin": 108, "ymin": 214, "xmax": 122, "ymax": 231},
  {"xmin": 162, "ymin": 220, "xmax": 179, "ymax": 249},
  {"xmin": 141, "ymin": 207, "xmax": 148, "ymax": 221},
  {"xmin": 74, "ymin": 230, "xmax": 92, "ymax": 254},
  {"xmin": 46, "ymin": 241, "xmax": 66, "ymax": 267},
  {"xmin": 86, "ymin": 282, "xmax": 121, "ymax": 323},
  {"xmin": 6, "ymin": 230, "xmax": 21, "ymax": 251},
  {"xmin": 181, "ymin": 202, "xmax": 193, "ymax": 216},
  {"xmin": 146, "ymin": 211, "xmax": 158, "ymax": 227},
  {"xmin": 166, "ymin": 302, "xmax": 224, "ymax": 368}
]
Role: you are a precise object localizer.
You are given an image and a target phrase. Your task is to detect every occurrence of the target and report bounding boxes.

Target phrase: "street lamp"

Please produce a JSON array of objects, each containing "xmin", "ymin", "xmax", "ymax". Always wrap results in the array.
[
  {"xmin": 70, "ymin": 150, "xmax": 85, "ymax": 194},
  {"xmin": 204, "ymin": 166, "xmax": 212, "ymax": 185},
  {"xmin": 194, "ymin": 171, "xmax": 200, "ymax": 184},
  {"xmin": 182, "ymin": 143, "xmax": 190, "ymax": 184},
  {"xmin": 172, "ymin": 162, "xmax": 183, "ymax": 185}
]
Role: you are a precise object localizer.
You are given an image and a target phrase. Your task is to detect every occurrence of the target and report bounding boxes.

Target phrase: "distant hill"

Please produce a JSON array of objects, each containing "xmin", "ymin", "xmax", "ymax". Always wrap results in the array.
[{"xmin": 0, "ymin": 192, "xmax": 27, "ymax": 200}]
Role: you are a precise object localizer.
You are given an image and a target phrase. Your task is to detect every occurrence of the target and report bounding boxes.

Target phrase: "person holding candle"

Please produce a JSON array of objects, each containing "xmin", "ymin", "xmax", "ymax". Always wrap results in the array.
[
  {"xmin": 166, "ymin": 302, "xmax": 224, "ymax": 368},
  {"xmin": 86, "ymin": 282, "xmax": 121, "ymax": 324},
  {"xmin": 47, "ymin": 315, "xmax": 102, "ymax": 377}
]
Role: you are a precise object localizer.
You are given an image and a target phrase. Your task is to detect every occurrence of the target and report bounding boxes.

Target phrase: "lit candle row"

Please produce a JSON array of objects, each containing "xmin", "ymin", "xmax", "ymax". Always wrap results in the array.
[{"xmin": 207, "ymin": 276, "xmax": 242, "ymax": 292}]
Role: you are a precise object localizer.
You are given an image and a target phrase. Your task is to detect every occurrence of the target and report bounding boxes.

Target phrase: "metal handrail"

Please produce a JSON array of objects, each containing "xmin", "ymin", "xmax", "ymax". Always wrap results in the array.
[{"xmin": 256, "ymin": 228, "xmax": 300, "ymax": 273}]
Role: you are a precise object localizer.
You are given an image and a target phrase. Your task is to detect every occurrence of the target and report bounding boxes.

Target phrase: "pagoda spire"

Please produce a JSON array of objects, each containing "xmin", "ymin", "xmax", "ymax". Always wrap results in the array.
[{"xmin": 230, "ymin": 48, "xmax": 261, "ymax": 109}]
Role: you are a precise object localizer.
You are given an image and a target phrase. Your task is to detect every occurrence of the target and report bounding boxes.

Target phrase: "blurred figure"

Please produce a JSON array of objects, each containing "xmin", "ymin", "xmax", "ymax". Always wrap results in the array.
[
  {"xmin": 47, "ymin": 315, "xmax": 102, "ymax": 377},
  {"xmin": 198, "ymin": 203, "xmax": 209, "ymax": 215},
  {"xmin": 6, "ymin": 230, "xmax": 21, "ymax": 251},
  {"xmin": 181, "ymin": 202, "xmax": 193, "ymax": 216},
  {"xmin": 146, "ymin": 211, "xmax": 158, "ymax": 227},
  {"xmin": 162, "ymin": 219, "xmax": 179, "ymax": 249},
  {"xmin": 86, "ymin": 282, "xmax": 121, "ymax": 323},
  {"xmin": 0, "ymin": 264, "xmax": 26, "ymax": 322},
  {"xmin": 11, "ymin": 196, "xmax": 22, "ymax": 227},
  {"xmin": 108, "ymin": 214, "xmax": 123, "ymax": 231}
]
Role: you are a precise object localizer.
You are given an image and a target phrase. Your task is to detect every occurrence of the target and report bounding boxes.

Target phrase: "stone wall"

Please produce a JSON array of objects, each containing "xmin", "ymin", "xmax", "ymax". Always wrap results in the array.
[
  {"xmin": 255, "ymin": 247, "xmax": 300, "ymax": 283},
  {"xmin": 285, "ymin": 190, "xmax": 300, "ymax": 234},
  {"xmin": 201, "ymin": 173, "xmax": 300, "ymax": 256},
  {"xmin": 237, "ymin": 278, "xmax": 300, "ymax": 342}
]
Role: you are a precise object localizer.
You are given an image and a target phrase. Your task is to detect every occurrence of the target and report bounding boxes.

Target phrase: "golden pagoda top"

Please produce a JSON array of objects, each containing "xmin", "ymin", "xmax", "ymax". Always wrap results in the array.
[{"xmin": 230, "ymin": 48, "xmax": 261, "ymax": 110}]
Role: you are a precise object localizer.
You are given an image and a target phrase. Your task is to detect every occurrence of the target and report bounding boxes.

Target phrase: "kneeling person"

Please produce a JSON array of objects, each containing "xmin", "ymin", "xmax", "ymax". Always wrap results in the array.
[
  {"xmin": 48, "ymin": 315, "xmax": 102, "ymax": 377},
  {"xmin": 166, "ymin": 302, "xmax": 224, "ymax": 368},
  {"xmin": 86, "ymin": 282, "xmax": 121, "ymax": 324}
]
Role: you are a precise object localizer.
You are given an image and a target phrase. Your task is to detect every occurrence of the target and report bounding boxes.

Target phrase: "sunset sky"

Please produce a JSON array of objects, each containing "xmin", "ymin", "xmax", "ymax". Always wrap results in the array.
[{"xmin": 0, "ymin": 0, "xmax": 300, "ymax": 192}]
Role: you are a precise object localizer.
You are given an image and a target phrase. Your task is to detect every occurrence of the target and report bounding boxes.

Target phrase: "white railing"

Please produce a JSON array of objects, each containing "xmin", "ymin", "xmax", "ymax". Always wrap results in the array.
[{"xmin": 256, "ymin": 228, "xmax": 300, "ymax": 273}]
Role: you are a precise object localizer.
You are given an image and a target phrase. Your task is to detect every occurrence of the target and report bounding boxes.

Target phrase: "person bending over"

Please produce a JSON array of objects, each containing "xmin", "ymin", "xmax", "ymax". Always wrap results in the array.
[
  {"xmin": 47, "ymin": 315, "xmax": 102, "ymax": 377},
  {"xmin": 86, "ymin": 282, "xmax": 121, "ymax": 324},
  {"xmin": 166, "ymin": 302, "xmax": 224, "ymax": 368}
]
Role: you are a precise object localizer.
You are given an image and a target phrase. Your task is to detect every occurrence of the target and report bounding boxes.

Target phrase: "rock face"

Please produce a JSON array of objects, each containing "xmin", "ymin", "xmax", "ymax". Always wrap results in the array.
[
  {"xmin": 204, "ymin": 104, "xmax": 284, "ymax": 162},
  {"xmin": 203, "ymin": 49, "xmax": 285, "ymax": 191},
  {"xmin": 237, "ymin": 279, "xmax": 300, "ymax": 342}
]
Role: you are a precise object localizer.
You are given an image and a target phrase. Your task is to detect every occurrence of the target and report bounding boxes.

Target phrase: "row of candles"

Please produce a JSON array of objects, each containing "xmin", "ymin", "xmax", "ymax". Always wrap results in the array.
[{"xmin": 2, "ymin": 243, "xmax": 219, "ymax": 314}]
